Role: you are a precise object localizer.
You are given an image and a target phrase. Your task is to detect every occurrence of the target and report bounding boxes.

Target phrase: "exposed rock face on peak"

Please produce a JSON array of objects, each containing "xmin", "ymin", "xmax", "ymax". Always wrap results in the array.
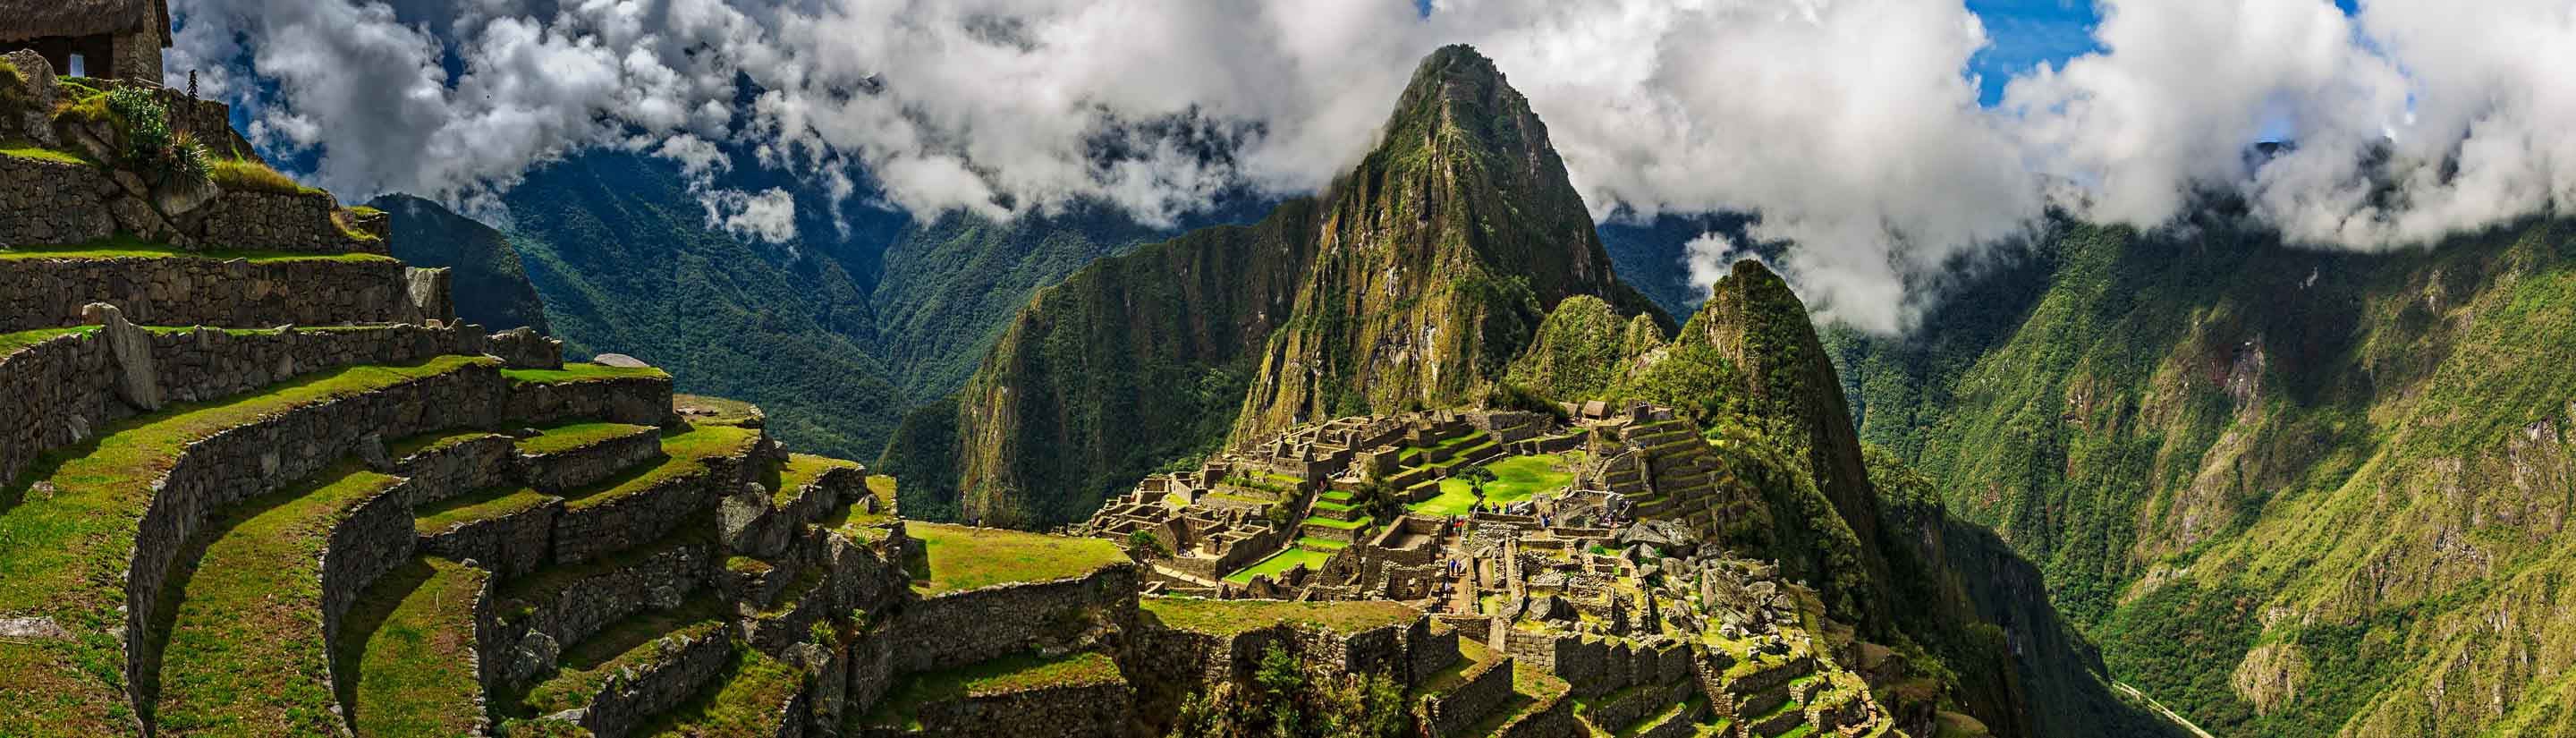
[
  {"xmin": 889, "ymin": 45, "xmax": 1665, "ymax": 529},
  {"xmin": 1233, "ymin": 45, "xmax": 1663, "ymax": 442},
  {"xmin": 1690, "ymin": 259, "xmax": 1886, "ymax": 564}
]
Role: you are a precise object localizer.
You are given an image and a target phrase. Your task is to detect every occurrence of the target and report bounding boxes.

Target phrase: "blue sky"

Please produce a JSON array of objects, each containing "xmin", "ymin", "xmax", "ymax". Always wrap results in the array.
[{"xmin": 1962, "ymin": 0, "xmax": 2101, "ymax": 105}]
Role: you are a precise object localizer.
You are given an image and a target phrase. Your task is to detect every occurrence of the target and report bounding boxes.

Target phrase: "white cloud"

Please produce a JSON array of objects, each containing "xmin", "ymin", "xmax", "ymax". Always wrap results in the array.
[{"xmin": 166, "ymin": 0, "xmax": 2576, "ymax": 328}]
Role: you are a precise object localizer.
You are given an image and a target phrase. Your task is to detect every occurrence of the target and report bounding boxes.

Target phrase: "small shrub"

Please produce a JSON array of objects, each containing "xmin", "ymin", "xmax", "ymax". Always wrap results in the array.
[
  {"xmin": 100, "ymin": 86, "xmax": 208, "ymax": 186},
  {"xmin": 1127, "ymin": 530, "xmax": 1172, "ymax": 559}
]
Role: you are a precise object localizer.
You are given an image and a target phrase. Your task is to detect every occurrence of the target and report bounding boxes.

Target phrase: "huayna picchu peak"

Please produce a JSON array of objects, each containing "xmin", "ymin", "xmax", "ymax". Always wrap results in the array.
[{"xmin": 29, "ymin": 4, "xmax": 2565, "ymax": 736}]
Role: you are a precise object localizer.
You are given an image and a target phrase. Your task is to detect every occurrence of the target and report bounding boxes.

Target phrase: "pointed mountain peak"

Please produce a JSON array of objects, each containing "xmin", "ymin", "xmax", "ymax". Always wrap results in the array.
[{"xmin": 1371, "ymin": 44, "xmax": 1561, "ymax": 186}]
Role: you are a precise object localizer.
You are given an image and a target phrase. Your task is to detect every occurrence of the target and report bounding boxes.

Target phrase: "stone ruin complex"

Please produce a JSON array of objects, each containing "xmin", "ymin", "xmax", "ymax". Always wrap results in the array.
[{"xmin": 0, "ymin": 28, "xmax": 1964, "ymax": 738}]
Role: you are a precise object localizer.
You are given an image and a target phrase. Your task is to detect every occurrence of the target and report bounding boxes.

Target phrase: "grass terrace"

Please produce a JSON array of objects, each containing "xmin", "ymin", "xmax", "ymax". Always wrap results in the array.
[
  {"xmin": 0, "ymin": 234, "xmax": 397, "ymax": 263},
  {"xmin": 1302, "ymin": 514, "xmax": 1372, "ymax": 530},
  {"xmin": 514, "ymin": 421, "xmax": 658, "ymax": 456},
  {"xmin": 768, "ymin": 454, "xmax": 861, "ymax": 506},
  {"xmin": 502, "ymin": 362, "xmax": 669, "ymax": 385},
  {"xmin": 0, "ymin": 356, "xmax": 492, "ymax": 732},
  {"xmin": 905, "ymin": 522, "xmax": 1128, "ymax": 596},
  {"xmin": 1222, "ymin": 547, "xmax": 1333, "ymax": 584},
  {"xmin": 1140, "ymin": 597, "xmax": 1417, "ymax": 636},
  {"xmin": 499, "ymin": 525, "xmax": 711, "ymax": 605},
  {"xmin": 337, "ymin": 556, "xmax": 489, "ymax": 737},
  {"xmin": 509, "ymin": 595, "xmax": 731, "ymax": 718},
  {"xmin": 0, "ymin": 140, "xmax": 96, "ymax": 166},
  {"xmin": 858, "ymin": 650, "xmax": 1123, "ymax": 732},
  {"xmin": 1411, "ymin": 636, "xmax": 1504, "ymax": 697},
  {"xmin": 413, "ymin": 485, "xmax": 550, "ymax": 533},
  {"xmin": 556, "ymin": 425, "xmax": 760, "ymax": 513},
  {"xmin": 674, "ymin": 394, "xmax": 763, "ymax": 426},
  {"xmin": 0, "ymin": 326, "xmax": 97, "ymax": 358},
  {"xmin": 150, "ymin": 462, "xmax": 402, "ymax": 734},
  {"xmin": 1410, "ymin": 452, "xmax": 1580, "ymax": 517},
  {"xmin": 637, "ymin": 647, "xmax": 807, "ymax": 737},
  {"xmin": 386, "ymin": 429, "xmax": 504, "ymax": 462},
  {"xmin": 814, "ymin": 475, "xmax": 900, "ymax": 538},
  {"xmin": 1397, "ymin": 429, "xmax": 1490, "ymax": 462},
  {"xmin": 1462, "ymin": 660, "xmax": 1575, "ymax": 737}
]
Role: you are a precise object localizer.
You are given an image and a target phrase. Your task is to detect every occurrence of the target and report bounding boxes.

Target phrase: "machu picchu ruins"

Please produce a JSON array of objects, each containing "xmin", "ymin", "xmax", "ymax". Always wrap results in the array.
[{"xmin": 0, "ymin": 17, "xmax": 2090, "ymax": 738}]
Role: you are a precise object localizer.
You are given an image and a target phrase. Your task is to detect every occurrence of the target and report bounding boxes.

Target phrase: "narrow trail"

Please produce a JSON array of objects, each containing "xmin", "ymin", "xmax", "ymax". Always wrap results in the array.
[{"xmin": 2115, "ymin": 681, "xmax": 2220, "ymax": 738}]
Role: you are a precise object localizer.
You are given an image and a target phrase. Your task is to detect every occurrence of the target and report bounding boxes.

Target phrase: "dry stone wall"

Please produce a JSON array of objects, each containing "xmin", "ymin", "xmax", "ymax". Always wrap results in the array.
[
  {"xmin": 0, "ymin": 255, "xmax": 443, "ymax": 332},
  {"xmin": 0, "ymin": 155, "xmax": 116, "ymax": 245},
  {"xmin": 889, "ymin": 564, "xmax": 1141, "ymax": 674},
  {"xmin": 509, "ymin": 376, "xmax": 675, "ymax": 427},
  {"xmin": 122, "ymin": 362, "xmax": 508, "ymax": 708},
  {"xmin": 0, "ymin": 323, "xmax": 491, "ymax": 496},
  {"xmin": 319, "ymin": 476, "xmax": 428, "ymax": 668}
]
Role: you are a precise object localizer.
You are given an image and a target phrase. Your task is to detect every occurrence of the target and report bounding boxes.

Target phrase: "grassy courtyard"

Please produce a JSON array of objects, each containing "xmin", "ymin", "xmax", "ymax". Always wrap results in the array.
[
  {"xmin": 1408, "ymin": 452, "xmax": 1581, "ymax": 516},
  {"xmin": 1222, "ymin": 547, "xmax": 1333, "ymax": 584}
]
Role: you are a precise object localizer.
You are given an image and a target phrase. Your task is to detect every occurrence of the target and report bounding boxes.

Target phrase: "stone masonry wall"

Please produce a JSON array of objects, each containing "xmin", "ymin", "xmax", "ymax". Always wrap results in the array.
[
  {"xmin": 576, "ymin": 628, "xmax": 735, "ymax": 738},
  {"xmin": 508, "ymin": 376, "xmax": 675, "ymax": 427},
  {"xmin": 0, "ymin": 155, "xmax": 116, "ymax": 245},
  {"xmin": 393, "ymin": 433, "xmax": 515, "ymax": 507},
  {"xmin": 122, "ymin": 362, "xmax": 507, "ymax": 714},
  {"xmin": 508, "ymin": 538, "xmax": 712, "ymax": 662},
  {"xmin": 0, "ymin": 323, "xmax": 489, "ymax": 489},
  {"xmin": 0, "ymin": 255, "xmax": 440, "ymax": 332},
  {"xmin": 890, "ymin": 564, "xmax": 1140, "ymax": 674},
  {"xmin": 318, "ymin": 476, "xmax": 426, "ymax": 671},
  {"xmin": 200, "ymin": 190, "xmax": 389, "ymax": 254}
]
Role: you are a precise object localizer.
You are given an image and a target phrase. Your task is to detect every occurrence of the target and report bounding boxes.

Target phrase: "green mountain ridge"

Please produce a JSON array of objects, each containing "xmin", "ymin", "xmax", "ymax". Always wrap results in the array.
[{"xmin": 1833, "ymin": 209, "xmax": 2576, "ymax": 736}]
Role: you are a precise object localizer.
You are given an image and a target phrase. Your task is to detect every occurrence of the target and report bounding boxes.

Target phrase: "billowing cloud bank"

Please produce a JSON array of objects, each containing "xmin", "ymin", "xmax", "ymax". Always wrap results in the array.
[{"xmin": 167, "ymin": 0, "xmax": 2576, "ymax": 333}]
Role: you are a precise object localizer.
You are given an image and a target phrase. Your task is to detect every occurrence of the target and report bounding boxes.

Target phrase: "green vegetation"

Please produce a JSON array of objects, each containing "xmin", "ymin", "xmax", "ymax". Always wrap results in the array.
[
  {"xmin": 100, "ymin": 86, "xmax": 208, "ymax": 185},
  {"xmin": 1167, "ymin": 643, "xmax": 1409, "ymax": 738},
  {"xmin": 514, "ymin": 421, "xmax": 656, "ymax": 455},
  {"xmin": 635, "ymin": 646, "xmax": 805, "ymax": 737},
  {"xmin": 509, "ymin": 596, "xmax": 729, "ymax": 717},
  {"xmin": 0, "ymin": 140, "xmax": 94, "ymax": 165},
  {"xmin": 860, "ymin": 650, "xmax": 1123, "ymax": 730},
  {"xmin": 769, "ymin": 453, "xmax": 860, "ymax": 506},
  {"xmin": 500, "ymin": 362, "xmax": 669, "ymax": 385},
  {"xmin": 904, "ymin": 522, "xmax": 1128, "ymax": 595},
  {"xmin": 813, "ymin": 476, "xmax": 900, "ymax": 537},
  {"xmin": 0, "ymin": 234, "xmax": 397, "ymax": 263},
  {"xmin": 557, "ymin": 425, "xmax": 759, "ymax": 513},
  {"xmin": 1140, "ymin": 597, "xmax": 1417, "ymax": 636},
  {"xmin": 337, "ymin": 557, "xmax": 488, "ymax": 737},
  {"xmin": 150, "ymin": 462, "xmax": 401, "ymax": 734},
  {"xmin": 372, "ymin": 194, "xmax": 551, "ymax": 332},
  {"xmin": 208, "ymin": 158, "xmax": 318, "ymax": 195},
  {"xmin": 0, "ymin": 356, "xmax": 491, "ymax": 731},
  {"xmin": 1223, "ymin": 547, "xmax": 1334, "ymax": 584},
  {"xmin": 0, "ymin": 327, "xmax": 97, "ymax": 358},
  {"xmin": 412, "ymin": 486, "xmax": 549, "ymax": 532},
  {"xmin": 383, "ymin": 429, "xmax": 499, "ymax": 461},
  {"xmin": 1411, "ymin": 452, "xmax": 1577, "ymax": 515}
]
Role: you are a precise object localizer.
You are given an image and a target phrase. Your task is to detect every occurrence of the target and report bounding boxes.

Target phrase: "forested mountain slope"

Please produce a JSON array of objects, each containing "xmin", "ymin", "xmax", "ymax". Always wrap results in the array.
[{"xmin": 1833, "ymin": 209, "xmax": 2576, "ymax": 736}]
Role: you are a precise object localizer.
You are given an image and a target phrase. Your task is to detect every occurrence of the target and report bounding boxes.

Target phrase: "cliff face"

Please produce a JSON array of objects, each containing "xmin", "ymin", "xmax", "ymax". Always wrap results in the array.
[
  {"xmin": 372, "ymin": 194, "xmax": 551, "ymax": 334},
  {"xmin": 1835, "ymin": 211, "xmax": 2576, "ymax": 736},
  {"xmin": 901, "ymin": 46, "xmax": 1665, "ymax": 528},
  {"xmin": 1232, "ymin": 46, "xmax": 1663, "ymax": 442}
]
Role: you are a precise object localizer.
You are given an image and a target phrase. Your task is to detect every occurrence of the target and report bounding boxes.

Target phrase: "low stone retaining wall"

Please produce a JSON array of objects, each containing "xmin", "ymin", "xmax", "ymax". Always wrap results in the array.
[
  {"xmin": 123, "ymin": 362, "xmax": 507, "ymax": 711},
  {"xmin": 890, "ymin": 564, "xmax": 1140, "ymax": 674},
  {"xmin": 863, "ymin": 676, "xmax": 1131, "ymax": 738},
  {"xmin": 508, "ymin": 375, "xmax": 674, "ymax": 427},
  {"xmin": 318, "ymin": 476, "xmax": 427, "ymax": 663},
  {"xmin": 1409, "ymin": 619, "xmax": 1459, "ymax": 685},
  {"xmin": 420, "ymin": 499, "xmax": 563, "ymax": 579},
  {"xmin": 0, "ymin": 255, "xmax": 444, "ymax": 333},
  {"xmin": 552, "ymin": 468, "xmax": 733, "ymax": 566},
  {"xmin": 505, "ymin": 537, "xmax": 712, "ymax": 663},
  {"xmin": 575, "ymin": 630, "xmax": 735, "ymax": 738},
  {"xmin": 1498, "ymin": 696, "xmax": 1581, "ymax": 738},
  {"xmin": 1422, "ymin": 652, "xmax": 1515, "ymax": 737},
  {"xmin": 200, "ymin": 189, "xmax": 387, "ymax": 254},
  {"xmin": 0, "ymin": 155, "xmax": 116, "ymax": 246},
  {"xmin": 519, "ymin": 427, "xmax": 665, "ymax": 494},
  {"xmin": 0, "ymin": 322, "xmax": 487, "ymax": 487},
  {"xmin": 394, "ymin": 434, "xmax": 515, "ymax": 507}
]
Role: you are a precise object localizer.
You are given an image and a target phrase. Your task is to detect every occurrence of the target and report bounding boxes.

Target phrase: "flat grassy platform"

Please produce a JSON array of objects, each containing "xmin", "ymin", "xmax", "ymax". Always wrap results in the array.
[
  {"xmin": 1410, "ymin": 452, "xmax": 1580, "ymax": 517},
  {"xmin": 556, "ymin": 425, "xmax": 758, "ymax": 513},
  {"xmin": 905, "ymin": 522, "xmax": 1128, "ymax": 596},
  {"xmin": 514, "ymin": 421, "xmax": 658, "ymax": 456},
  {"xmin": 768, "ymin": 453, "xmax": 860, "ymax": 506},
  {"xmin": 0, "ymin": 235, "xmax": 395, "ymax": 263},
  {"xmin": 857, "ymin": 649, "xmax": 1123, "ymax": 732},
  {"xmin": 0, "ymin": 356, "xmax": 493, "ymax": 734},
  {"xmin": 1140, "ymin": 596, "xmax": 1417, "ymax": 636},
  {"xmin": 1222, "ymin": 547, "xmax": 1332, "ymax": 584},
  {"xmin": 337, "ymin": 556, "xmax": 489, "ymax": 737},
  {"xmin": 814, "ymin": 476, "xmax": 899, "ymax": 539},
  {"xmin": 413, "ymin": 485, "xmax": 550, "ymax": 533},
  {"xmin": 150, "ymin": 462, "xmax": 403, "ymax": 734},
  {"xmin": 0, "ymin": 327, "xmax": 97, "ymax": 359},
  {"xmin": 502, "ymin": 362, "xmax": 669, "ymax": 385},
  {"xmin": 636, "ymin": 647, "xmax": 805, "ymax": 737}
]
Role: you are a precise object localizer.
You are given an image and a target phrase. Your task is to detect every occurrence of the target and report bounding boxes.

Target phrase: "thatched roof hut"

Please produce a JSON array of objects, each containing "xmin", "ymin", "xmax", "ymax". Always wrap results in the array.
[
  {"xmin": 0, "ymin": 0, "xmax": 169, "ymax": 46},
  {"xmin": 0, "ymin": 0, "xmax": 171, "ymax": 81}
]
